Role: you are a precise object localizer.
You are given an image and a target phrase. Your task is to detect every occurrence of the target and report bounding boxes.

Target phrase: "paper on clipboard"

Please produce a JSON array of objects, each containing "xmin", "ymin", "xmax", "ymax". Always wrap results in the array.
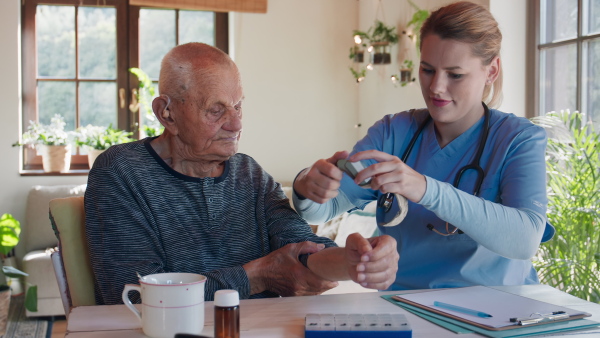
[{"xmin": 391, "ymin": 286, "xmax": 591, "ymax": 331}]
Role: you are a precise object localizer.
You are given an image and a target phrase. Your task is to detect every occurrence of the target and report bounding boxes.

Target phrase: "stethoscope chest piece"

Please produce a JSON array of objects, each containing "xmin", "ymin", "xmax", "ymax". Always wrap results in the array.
[{"xmin": 376, "ymin": 193, "xmax": 409, "ymax": 227}]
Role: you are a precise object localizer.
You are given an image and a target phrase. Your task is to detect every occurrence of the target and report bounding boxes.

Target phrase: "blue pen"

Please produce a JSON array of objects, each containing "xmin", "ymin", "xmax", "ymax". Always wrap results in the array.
[{"xmin": 433, "ymin": 301, "xmax": 493, "ymax": 318}]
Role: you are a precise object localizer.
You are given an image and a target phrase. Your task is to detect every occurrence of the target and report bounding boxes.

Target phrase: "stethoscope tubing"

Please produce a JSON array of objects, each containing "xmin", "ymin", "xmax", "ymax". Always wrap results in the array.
[{"xmin": 377, "ymin": 103, "xmax": 491, "ymax": 213}]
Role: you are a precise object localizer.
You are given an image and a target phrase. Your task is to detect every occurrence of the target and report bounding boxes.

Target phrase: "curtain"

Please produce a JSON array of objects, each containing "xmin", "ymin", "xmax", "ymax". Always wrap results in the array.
[{"xmin": 129, "ymin": 0, "xmax": 267, "ymax": 13}]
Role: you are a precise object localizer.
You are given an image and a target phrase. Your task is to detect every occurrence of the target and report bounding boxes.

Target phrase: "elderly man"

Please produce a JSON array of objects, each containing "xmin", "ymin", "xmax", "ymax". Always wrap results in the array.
[{"xmin": 85, "ymin": 42, "xmax": 398, "ymax": 305}]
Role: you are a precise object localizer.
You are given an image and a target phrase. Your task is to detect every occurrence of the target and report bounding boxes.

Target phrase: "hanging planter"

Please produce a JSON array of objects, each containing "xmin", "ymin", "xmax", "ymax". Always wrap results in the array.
[
  {"xmin": 371, "ymin": 42, "xmax": 391, "ymax": 65},
  {"xmin": 39, "ymin": 144, "xmax": 72, "ymax": 172},
  {"xmin": 359, "ymin": 20, "xmax": 398, "ymax": 66}
]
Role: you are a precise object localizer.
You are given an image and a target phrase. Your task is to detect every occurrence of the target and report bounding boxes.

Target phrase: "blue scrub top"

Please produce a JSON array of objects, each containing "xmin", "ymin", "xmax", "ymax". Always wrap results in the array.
[{"xmin": 340, "ymin": 108, "xmax": 549, "ymax": 290}]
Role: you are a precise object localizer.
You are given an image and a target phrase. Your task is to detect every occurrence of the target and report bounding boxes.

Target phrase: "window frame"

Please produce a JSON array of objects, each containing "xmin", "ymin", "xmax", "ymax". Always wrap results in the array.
[
  {"xmin": 20, "ymin": 0, "xmax": 228, "ymax": 174},
  {"xmin": 528, "ymin": 0, "xmax": 600, "ymax": 119}
]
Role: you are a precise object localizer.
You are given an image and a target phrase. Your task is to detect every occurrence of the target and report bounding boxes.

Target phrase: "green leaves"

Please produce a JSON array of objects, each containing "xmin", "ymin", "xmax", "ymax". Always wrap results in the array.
[
  {"xmin": 75, "ymin": 124, "xmax": 134, "ymax": 150},
  {"xmin": 25, "ymin": 285, "xmax": 38, "ymax": 312},
  {"xmin": 0, "ymin": 214, "xmax": 20, "ymax": 256},
  {"xmin": 531, "ymin": 110, "xmax": 600, "ymax": 303}
]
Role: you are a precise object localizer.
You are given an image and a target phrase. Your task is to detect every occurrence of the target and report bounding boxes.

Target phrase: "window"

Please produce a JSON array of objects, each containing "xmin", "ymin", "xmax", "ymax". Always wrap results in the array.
[
  {"xmin": 20, "ymin": 0, "xmax": 228, "ymax": 173},
  {"xmin": 532, "ymin": 0, "xmax": 600, "ymax": 128}
]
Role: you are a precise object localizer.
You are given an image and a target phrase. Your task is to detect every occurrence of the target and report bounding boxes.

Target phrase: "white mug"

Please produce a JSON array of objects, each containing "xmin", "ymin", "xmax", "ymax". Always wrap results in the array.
[{"xmin": 122, "ymin": 272, "xmax": 207, "ymax": 338}]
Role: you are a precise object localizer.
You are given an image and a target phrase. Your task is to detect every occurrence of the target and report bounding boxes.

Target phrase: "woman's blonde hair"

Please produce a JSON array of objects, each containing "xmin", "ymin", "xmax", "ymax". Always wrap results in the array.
[{"xmin": 420, "ymin": 1, "xmax": 503, "ymax": 108}]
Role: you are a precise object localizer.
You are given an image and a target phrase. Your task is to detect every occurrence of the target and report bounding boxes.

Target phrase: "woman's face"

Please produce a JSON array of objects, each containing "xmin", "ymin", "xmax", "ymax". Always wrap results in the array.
[{"xmin": 419, "ymin": 34, "xmax": 497, "ymax": 130}]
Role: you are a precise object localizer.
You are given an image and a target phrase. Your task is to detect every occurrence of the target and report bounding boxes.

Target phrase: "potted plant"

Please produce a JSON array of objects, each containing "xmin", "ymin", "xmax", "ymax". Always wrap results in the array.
[
  {"xmin": 75, "ymin": 124, "xmax": 135, "ymax": 168},
  {"xmin": 400, "ymin": 59, "xmax": 415, "ymax": 84},
  {"xmin": 354, "ymin": 20, "xmax": 398, "ymax": 65},
  {"xmin": 1, "ymin": 214, "xmax": 37, "ymax": 335},
  {"xmin": 12, "ymin": 115, "xmax": 73, "ymax": 173},
  {"xmin": 129, "ymin": 68, "xmax": 164, "ymax": 138},
  {"xmin": 349, "ymin": 67, "xmax": 367, "ymax": 83},
  {"xmin": 405, "ymin": 0, "xmax": 430, "ymax": 51},
  {"xmin": 349, "ymin": 31, "xmax": 369, "ymax": 63},
  {"xmin": 531, "ymin": 110, "xmax": 600, "ymax": 303}
]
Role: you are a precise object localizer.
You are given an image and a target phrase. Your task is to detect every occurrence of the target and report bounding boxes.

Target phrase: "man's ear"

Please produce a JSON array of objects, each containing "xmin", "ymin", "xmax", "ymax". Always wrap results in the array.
[{"xmin": 152, "ymin": 95, "xmax": 177, "ymax": 132}]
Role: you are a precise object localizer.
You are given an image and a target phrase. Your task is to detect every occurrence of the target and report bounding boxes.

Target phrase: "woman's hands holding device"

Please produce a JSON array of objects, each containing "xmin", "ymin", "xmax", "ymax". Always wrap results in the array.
[{"xmin": 294, "ymin": 150, "xmax": 427, "ymax": 204}]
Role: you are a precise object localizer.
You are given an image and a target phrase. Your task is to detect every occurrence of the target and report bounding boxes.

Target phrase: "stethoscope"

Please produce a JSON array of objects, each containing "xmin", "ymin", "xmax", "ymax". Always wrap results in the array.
[{"xmin": 376, "ymin": 103, "xmax": 491, "ymax": 234}]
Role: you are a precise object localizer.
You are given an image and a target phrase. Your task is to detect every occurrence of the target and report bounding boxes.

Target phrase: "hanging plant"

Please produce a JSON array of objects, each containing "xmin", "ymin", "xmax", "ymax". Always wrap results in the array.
[
  {"xmin": 405, "ymin": 0, "xmax": 430, "ymax": 54},
  {"xmin": 353, "ymin": 20, "xmax": 398, "ymax": 65}
]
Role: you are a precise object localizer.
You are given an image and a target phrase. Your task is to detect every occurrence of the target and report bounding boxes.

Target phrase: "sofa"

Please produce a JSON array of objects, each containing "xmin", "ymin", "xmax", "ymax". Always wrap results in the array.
[{"xmin": 18, "ymin": 184, "xmax": 87, "ymax": 317}]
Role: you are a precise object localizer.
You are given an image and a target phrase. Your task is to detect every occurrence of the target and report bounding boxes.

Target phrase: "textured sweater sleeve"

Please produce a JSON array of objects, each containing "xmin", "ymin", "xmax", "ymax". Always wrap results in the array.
[{"xmin": 419, "ymin": 176, "xmax": 545, "ymax": 259}]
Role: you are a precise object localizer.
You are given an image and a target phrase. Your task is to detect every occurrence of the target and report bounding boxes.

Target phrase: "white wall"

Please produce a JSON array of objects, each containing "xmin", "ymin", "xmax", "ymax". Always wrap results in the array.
[
  {"xmin": 491, "ymin": 0, "xmax": 527, "ymax": 117},
  {"xmin": 0, "ymin": 0, "xmax": 526, "ymax": 234},
  {"xmin": 233, "ymin": 0, "xmax": 360, "ymax": 183}
]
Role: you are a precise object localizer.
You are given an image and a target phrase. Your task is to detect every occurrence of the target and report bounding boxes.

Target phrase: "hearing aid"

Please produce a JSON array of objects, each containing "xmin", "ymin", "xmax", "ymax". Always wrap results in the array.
[{"xmin": 161, "ymin": 95, "xmax": 172, "ymax": 119}]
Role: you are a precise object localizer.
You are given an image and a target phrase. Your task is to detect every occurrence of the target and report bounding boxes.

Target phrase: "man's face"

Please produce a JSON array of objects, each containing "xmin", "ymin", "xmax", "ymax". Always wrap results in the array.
[{"xmin": 174, "ymin": 64, "xmax": 243, "ymax": 163}]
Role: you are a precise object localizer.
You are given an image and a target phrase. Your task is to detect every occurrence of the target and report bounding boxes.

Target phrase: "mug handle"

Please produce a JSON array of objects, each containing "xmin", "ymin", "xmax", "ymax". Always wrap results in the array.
[{"xmin": 122, "ymin": 284, "xmax": 142, "ymax": 322}]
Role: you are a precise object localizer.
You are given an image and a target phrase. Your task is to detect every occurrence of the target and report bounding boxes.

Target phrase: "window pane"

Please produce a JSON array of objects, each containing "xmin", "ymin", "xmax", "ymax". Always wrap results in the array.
[
  {"xmin": 140, "ymin": 9, "xmax": 176, "ymax": 79},
  {"xmin": 79, "ymin": 82, "xmax": 117, "ymax": 127},
  {"xmin": 585, "ymin": 39, "xmax": 600, "ymax": 129},
  {"xmin": 589, "ymin": 0, "xmax": 600, "ymax": 35},
  {"xmin": 179, "ymin": 11, "xmax": 214, "ymax": 45},
  {"xmin": 541, "ymin": 0, "xmax": 577, "ymax": 43},
  {"xmin": 38, "ymin": 81, "xmax": 76, "ymax": 130},
  {"xmin": 79, "ymin": 7, "xmax": 116, "ymax": 79},
  {"xmin": 37, "ymin": 5, "xmax": 75, "ymax": 78},
  {"xmin": 540, "ymin": 44, "xmax": 577, "ymax": 114}
]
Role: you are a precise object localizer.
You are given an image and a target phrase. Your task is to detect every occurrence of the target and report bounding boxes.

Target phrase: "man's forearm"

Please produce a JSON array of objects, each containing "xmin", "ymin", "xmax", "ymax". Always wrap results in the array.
[{"xmin": 306, "ymin": 247, "xmax": 351, "ymax": 281}]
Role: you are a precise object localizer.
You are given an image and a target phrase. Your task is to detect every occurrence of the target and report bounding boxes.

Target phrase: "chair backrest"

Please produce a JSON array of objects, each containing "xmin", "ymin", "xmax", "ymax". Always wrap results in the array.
[{"xmin": 49, "ymin": 196, "xmax": 96, "ymax": 314}]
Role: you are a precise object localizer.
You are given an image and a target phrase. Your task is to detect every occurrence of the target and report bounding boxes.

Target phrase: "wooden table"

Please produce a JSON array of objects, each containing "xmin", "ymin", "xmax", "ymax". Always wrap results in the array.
[{"xmin": 65, "ymin": 285, "xmax": 600, "ymax": 337}]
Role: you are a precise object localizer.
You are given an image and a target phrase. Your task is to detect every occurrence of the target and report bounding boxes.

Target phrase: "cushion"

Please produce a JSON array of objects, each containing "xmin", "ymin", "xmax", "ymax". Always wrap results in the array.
[
  {"xmin": 23, "ymin": 184, "xmax": 86, "ymax": 255},
  {"xmin": 49, "ymin": 196, "xmax": 96, "ymax": 307}
]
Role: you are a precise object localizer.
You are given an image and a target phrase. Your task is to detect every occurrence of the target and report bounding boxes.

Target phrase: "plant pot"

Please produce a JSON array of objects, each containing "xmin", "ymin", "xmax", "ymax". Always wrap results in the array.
[
  {"xmin": 39, "ymin": 144, "xmax": 72, "ymax": 173},
  {"xmin": 370, "ymin": 42, "xmax": 391, "ymax": 65},
  {"xmin": 400, "ymin": 69, "xmax": 413, "ymax": 83},
  {"xmin": 353, "ymin": 52, "xmax": 364, "ymax": 63},
  {"xmin": 373, "ymin": 53, "xmax": 391, "ymax": 64},
  {"xmin": 87, "ymin": 148, "xmax": 105, "ymax": 168},
  {"xmin": 0, "ymin": 288, "xmax": 10, "ymax": 336}
]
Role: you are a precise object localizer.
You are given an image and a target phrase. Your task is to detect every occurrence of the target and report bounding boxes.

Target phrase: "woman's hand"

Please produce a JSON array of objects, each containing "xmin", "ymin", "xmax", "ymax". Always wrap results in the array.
[
  {"xmin": 349, "ymin": 150, "xmax": 427, "ymax": 203},
  {"xmin": 293, "ymin": 151, "xmax": 349, "ymax": 204}
]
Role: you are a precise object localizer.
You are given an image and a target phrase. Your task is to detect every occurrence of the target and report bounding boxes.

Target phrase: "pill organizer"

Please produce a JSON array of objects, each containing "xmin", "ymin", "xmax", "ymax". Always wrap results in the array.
[{"xmin": 305, "ymin": 313, "xmax": 412, "ymax": 338}]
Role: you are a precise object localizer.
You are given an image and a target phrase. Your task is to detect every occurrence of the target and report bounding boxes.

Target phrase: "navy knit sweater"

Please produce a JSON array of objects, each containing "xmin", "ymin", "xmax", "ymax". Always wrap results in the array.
[{"xmin": 85, "ymin": 138, "xmax": 336, "ymax": 305}]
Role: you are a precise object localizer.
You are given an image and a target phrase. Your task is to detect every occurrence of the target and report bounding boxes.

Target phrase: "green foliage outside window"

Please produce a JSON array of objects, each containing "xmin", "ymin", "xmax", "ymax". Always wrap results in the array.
[
  {"xmin": 531, "ymin": 110, "xmax": 600, "ymax": 303},
  {"xmin": 129, "ymin": 67, "xmax": 164, "ymax": 138}
]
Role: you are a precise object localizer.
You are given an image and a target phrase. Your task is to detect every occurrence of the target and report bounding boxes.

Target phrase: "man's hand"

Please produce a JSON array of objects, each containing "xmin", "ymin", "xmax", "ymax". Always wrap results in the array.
[
  {"xmin": 344, "ymin": 233, "xmax": 399, "ymax": 290},
  {"xmin": 293, "ymin": 151, "xmax": 349, "ymax": 204},
  {"xmin": 243, "ymin": 241, "xmax": 338, "ymax": 297}
]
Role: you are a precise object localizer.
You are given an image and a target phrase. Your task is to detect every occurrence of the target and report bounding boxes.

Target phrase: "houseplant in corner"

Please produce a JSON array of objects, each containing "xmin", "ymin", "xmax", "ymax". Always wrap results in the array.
[
  {"xmin": 1, "ymin": 214, "xmax": 37, "ymax": 335},
  {"xmin": 13, "ymin": 115, "xmax": 73, "ymax": 173},
  {"xmin": 75, "ymin": 124, "xmax": 135, "ymax": 168},
  {"xmin": 531, "ymin": 110, "xmax": 600, "ymax": 303}
]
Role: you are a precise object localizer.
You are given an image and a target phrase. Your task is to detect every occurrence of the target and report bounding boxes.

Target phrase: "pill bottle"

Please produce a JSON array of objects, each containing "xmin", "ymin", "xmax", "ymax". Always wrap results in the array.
[{"xmin": 214, "ymin": 289, "xmax": 240, "ymax": 338}]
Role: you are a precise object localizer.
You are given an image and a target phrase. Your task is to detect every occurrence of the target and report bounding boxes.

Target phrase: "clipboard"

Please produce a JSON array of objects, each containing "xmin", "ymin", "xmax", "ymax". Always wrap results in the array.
[{"xmin": 391, "ymin": 286, "xmax": 591, "ymax": 331}]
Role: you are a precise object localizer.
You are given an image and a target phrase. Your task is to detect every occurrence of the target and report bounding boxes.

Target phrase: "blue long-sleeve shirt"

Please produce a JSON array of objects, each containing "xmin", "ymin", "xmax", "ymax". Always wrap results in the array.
[{"xmin": 294, "ymin": 108, "xmax": 550, "ymax": 290}]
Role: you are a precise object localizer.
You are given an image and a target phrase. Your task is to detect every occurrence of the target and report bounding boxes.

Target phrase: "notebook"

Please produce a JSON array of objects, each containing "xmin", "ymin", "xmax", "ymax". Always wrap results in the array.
[{"xmin": 391, "ymin": 286, "xmax": 591, "ymax": 331}]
